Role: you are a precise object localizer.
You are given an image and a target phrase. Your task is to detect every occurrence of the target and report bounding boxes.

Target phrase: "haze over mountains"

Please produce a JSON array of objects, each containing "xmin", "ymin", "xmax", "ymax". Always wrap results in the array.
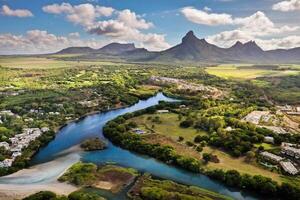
[{"xmin": 56, "ymin": 31, "xmax": 300, "ymax": 64}]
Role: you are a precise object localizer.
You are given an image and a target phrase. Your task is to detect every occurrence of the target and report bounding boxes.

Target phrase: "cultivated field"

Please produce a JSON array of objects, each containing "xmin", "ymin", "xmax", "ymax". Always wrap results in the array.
[
  {"xmin": 0, "ymin": 56, "xmax": 131, "ymax": 69},
  {"xmin": 205, "ymin": 65, "xmax": 299, "ymax": 79}
]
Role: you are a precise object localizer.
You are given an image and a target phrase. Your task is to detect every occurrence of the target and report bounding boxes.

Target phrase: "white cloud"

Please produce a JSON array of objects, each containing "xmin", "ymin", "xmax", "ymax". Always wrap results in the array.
[
  {"xmin": 207, "ymin": 29, "xmax": 300, "ymax": 50},
  {"xmin": 203, "ymin": 6, "xmax": 212, "ymax": 12},
  {"xmin": 181, "ymin": 7, "xmax": 299, "ymax": 50},
  {"xmin": 43, "ymin": 3, "xmax": 115, "ymax": 27},
  {"xmin": 233, "ymin": 11, "xmax": 298, "ymax": 36},
  {"xmin": 96, "ymin": 6, "xmax": 114, "ymax": 17},
  {"xmin": 181, "ymin": 6, "xmax": 233, "ymax": 26},
  {"xmin": 256, "ymin": 36, "xmax": 300, "ymax": 50},
  {"xmin": 43, "ymin": 3, "xmax": 170, "ymax": 51},
  {"xmin": 117, "ymin": 9, "xmax": 153, "ymax": 29},
  {"xmin": 272, "ymin": 0, "xmax": 300, "ymax": 12},
  {"xmin": 0, "ymin": 30, "xmax": 108, "ymax": 55},
  {"xmin": 206, "ymin": 30, "xmax": 252, "ymax": 47},
  {"xmin": 0, "ymin": 5, "xmax": 33, "ymax": 18}
]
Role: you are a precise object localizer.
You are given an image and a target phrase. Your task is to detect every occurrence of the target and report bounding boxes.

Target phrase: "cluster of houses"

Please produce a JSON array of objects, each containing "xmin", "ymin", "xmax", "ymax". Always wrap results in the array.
[
  {"xmin": 277, "ymin": 105, "xmax": 300, "ymax": 115},
  {"xmin": 243, "ymin": 111, "xmax": 270, "ymax": 125},
  {"xmin": 243, "ymin": 110, "xmax": 287, "ymax": 134},
  {"xmin": 0, "ymin": 110, "xmax": 20, "ymax": 124},
  {"xmin": 0, "ymin": 127, "xmax": 49, "ymax": 168},
  {"xmin": 260, "ymin": 142, "xmax": 300, "ymax": 175},
  {"xmin": 149, "ymin": 76, "xmax": 222, "ymax": 98},
  {"xmin": 78, "ymin": 100, "xmax": 99, "ymax": 108}
]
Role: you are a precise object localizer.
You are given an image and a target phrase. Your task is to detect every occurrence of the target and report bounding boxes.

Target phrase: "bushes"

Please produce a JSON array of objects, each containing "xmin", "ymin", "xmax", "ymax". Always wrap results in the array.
[
  {"xmin": 179, "ymin": 119, "xmax": 194, "ymax": 128},
  {"xmin": 58, "ymin": 162, "xmax": 97, "ymax": 186},
  {"xmin": 23, "ymin": 191, "xmax": 57, "ymax": 200},
  {"xmin": 23, "ymin": 190, "xmax": 106, "ymax": 200},
  {"xmin": 80, "ymin": 138, "xmax": 107, "ymax": 151},
  {"xmin": 68, "ymin": 190, "xmax": 105, "ymax": 200},
  {"xmin": 206, "ymin": 169, "xmax": 300, "ymax": 199}
]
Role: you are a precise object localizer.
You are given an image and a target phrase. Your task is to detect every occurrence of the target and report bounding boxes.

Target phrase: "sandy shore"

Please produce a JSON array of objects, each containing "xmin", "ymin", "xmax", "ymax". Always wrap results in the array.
[
  {"xmin": 0, "ymin": 146, "xmax": 82, "ymax": 200},
  {"xmin": 0, "ymin": 182, "xmax": 77, "ymax": 200}
]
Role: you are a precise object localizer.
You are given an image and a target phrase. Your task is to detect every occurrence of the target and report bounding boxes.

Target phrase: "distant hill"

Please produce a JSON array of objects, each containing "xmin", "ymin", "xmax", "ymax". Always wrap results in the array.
[
  {"xmin": 56, "ymin": 47, "xmax": 95, "ymax": 54},
  {"xmin": 95, "ymin": 43, "xmax": 137, "ymax": 55},
  {"xmin": 56, "ymin": 42, "xmax": 137, "ymax": 56},
  {"xmin": 55, "ymin": 31, "xmax": 300, "ymax": 64}
]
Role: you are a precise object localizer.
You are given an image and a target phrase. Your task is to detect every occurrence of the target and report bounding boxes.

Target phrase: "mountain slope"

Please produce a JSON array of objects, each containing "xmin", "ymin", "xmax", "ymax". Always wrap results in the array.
[
  {"xmin": 95, "ymin": 43, "xmax": 137, "ymax": 55},
  {"xmin": 152, "ymin": 31, "xmax": 228, "ymax": 62},
  {"xmin": 55, "ymin": 47, "xmax": 95, "ymax": 54}
]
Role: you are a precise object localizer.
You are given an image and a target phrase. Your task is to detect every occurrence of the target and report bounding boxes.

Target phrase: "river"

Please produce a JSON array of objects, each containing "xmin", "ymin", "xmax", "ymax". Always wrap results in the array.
[{"xmin": 0, "ymin": 93, "xmax": 258, "ymax": 200}]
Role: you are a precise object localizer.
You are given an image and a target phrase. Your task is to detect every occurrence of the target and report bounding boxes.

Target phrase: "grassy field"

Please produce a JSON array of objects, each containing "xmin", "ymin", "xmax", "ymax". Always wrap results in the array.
[
  {"xmin": 129, "ymin": 113, "xmax": 206, "ymax": 141},
  {"xmin": 205, "ymin": 65, "xmax": 299, "ymax": 79},
  {"xmin": 201, "ymin": 146, "xmax": 288, "ymax": 183},
  {"xmin": 129, "ymin": 85, "xmax": 161, "ymax": 98},
  {"xmin": 0, "ymin": 56, "xmax": 131, "ymax": 69},
  {"xmin": 129, "ymin": 174, "xmax": 233, "ymax": 200}
]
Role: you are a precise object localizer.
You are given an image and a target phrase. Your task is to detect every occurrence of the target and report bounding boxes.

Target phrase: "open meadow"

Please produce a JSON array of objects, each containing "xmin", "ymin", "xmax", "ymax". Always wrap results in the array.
[
  {"xmin": 205, "ymin": 65, "xmax": 300, "ymax": 80},
  {"xmin": 0, "ymin": 56, "xmax": 132, "ymax": 69}
]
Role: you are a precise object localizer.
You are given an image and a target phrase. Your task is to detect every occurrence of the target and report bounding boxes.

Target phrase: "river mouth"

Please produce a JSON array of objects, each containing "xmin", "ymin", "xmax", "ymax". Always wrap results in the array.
[{"xmin": 0, "ymin": 93, "xmax": 259, "ymax": 200}]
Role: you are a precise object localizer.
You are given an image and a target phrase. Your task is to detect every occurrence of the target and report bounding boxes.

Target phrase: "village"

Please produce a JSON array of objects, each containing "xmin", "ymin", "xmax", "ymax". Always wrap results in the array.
[
  {"xmin": 243, "ymin": 104, "xmax": 300, "ymax": 134},
  {"xmin": 149, "ymin": 76, "xmax": 223, "ymax": 99},
  {"xmin": 242, "ymin": 105, "xmax": 300, "ymax": 176},
  {"xmin": 0, "ymin": 127, "xmax": 49, "ymax": 168},
  {"xmin": 260, "ymin": 142, "xmax": 300, "ymax": 175},
  {"xmin": 0, "ymin": 110, "xmax": 50, "ymax": 168}
]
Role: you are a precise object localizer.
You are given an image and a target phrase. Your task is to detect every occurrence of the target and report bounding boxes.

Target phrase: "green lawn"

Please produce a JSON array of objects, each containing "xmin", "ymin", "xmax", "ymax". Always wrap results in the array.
[
  {"xmin": 130, "ymin": 113, "xmax": 206, "ymax": 141},
  {"xmin": 205, "ymin": 65, "xmax": 299, "ymax": 80},
  {"xmin": 202, "ymin": 146, "xmax": 291, "ymax": 184},
  {"xmin": 0, "ymin": 56, "xmax": 132, "ymax": 69}
]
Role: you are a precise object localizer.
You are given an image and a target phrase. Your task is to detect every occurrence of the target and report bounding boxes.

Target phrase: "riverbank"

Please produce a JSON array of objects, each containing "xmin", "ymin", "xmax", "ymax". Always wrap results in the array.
[
  {"xmin": 0, "ymin": 147, "xmax": 82, "ymax": 199},
  {"xmin": 0, "ymin": 182, "xmax": 77, "ymax": 200}
]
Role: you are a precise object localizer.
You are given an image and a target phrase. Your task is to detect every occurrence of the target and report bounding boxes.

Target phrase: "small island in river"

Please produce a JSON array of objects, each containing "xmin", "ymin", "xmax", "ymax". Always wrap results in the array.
[{"xmin": 80, "ymin": 138, "xmax": 107, "ymax": 151}]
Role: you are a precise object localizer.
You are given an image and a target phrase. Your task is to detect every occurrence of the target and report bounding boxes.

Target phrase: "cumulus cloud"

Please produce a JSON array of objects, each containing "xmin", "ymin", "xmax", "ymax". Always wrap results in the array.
[
  {"xmin": 43, "ymin": 3, "xmax": 114, "ymax": 27},
  {"xmin": 272, "ymin": 0, "xmax": 300, "ymax": 12},
  {"xmin": 0, "ymin": 30, "xmax": 108, "ymax": 55},
  {"xmin": 181, "ymin": 6, "xmax": 233, "ymax": 26},
  {"xmin": 0, "ymin": 5, "xmax": 33, "ymax": 17},
  {"xmin": 43, "ymin": 3, "xmax": 170, "ymax": 51},
  {"xmin": 256, "ymin": 36, "xmax": 300, "ymax": 50},
  {"xmin": 181, "ymin": 7, "xmax": 299, "ymax": 50},
  {"xmin": 233, "ymin": 11, "xmax": 298, "ymax": 36}
]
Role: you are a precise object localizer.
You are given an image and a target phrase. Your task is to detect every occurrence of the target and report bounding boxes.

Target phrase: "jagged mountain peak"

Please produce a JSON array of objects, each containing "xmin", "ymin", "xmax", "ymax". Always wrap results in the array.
[
  {"xmin": 230, "ymin": 41, "xmax": 243, "ymax": 48},
  {"xmin": 244, "ymin": 40, "xmax": 262, "ymax": 50},
  {"xmin": 182, "ymin": 31, "xmax": 199, "ymax": 43}
]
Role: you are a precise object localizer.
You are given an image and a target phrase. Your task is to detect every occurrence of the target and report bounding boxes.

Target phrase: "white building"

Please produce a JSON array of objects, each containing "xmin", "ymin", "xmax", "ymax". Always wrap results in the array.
[
  {"xmin": 264, "ymin": 136, "xmax": 274, "ymax": 144},
  {"xmin": 260, "ymin": 151, "xmax": 284, "ymax": 163},
  {"xmin": 0, "ymin": 142, "xmax": 10, "ymax": 150},
  {"xmin": 282, "ymin": 146, "xmax": 300, "ymax": 159},
  {"xmin": 0, "ymin": 159, "xmax": 13, "ymax": 168},
  {"xmin": 0, "ymin": 127, "xmax": 49, "ymax": 168},
  {"xmin": 157, "ymin": 110, "xmax": 169, "ymax": 114},
  {"xmin": 280, "ymin": 161, "xmax": 298, "ymax": 175}
]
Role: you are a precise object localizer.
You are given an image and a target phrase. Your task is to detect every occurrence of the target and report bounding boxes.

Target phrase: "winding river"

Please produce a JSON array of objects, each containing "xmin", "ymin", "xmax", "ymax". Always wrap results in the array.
[{"xmin": 0, "ymin": 93, "xmax": 259, "ymax": 200}]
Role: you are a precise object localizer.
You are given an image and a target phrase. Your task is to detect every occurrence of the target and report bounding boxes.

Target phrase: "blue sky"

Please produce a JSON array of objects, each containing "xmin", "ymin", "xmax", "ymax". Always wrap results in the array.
[{"xmin": 0, "ymin": 0, "xmax": 299, "ymax": 54}]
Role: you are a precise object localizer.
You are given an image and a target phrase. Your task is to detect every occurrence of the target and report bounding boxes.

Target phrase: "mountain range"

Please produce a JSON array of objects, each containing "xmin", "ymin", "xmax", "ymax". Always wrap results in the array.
[{"xmin": 55, "ymin": 31, "xmax": 300, "ymax": 64}]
